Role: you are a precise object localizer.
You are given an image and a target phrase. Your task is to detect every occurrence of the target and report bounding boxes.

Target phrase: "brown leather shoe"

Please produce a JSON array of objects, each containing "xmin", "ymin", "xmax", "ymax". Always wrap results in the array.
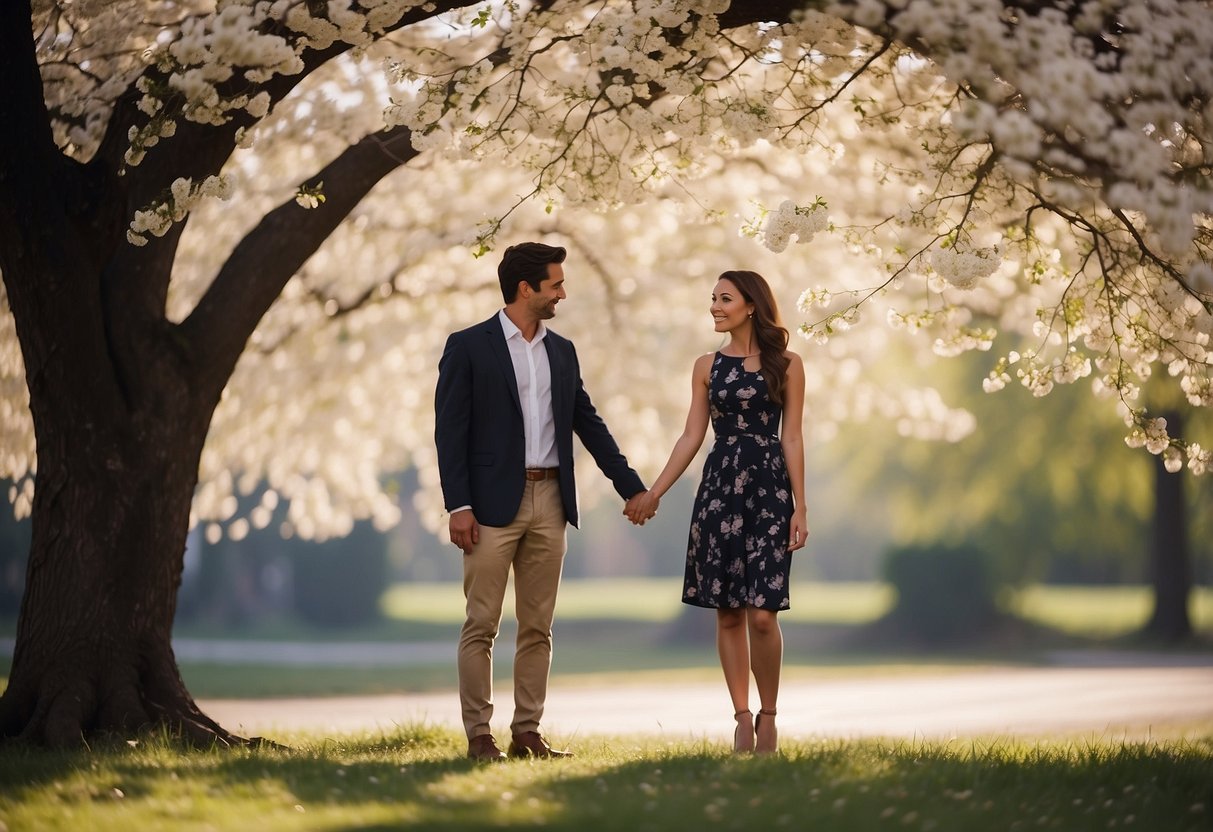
[
  {"xmin": 467, "ymin": 733, "xmax": 507, "ymax": 762},
  {"xmin": 508, "ymin": 730, "xmax": 572, "ymax": 759}
]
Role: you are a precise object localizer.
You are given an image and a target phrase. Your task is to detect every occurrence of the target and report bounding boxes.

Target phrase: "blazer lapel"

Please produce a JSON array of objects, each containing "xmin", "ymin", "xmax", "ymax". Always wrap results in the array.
[
  {"xmin": 485, "ymin": 315, "xmax": 523, "ymax": 415},
  {"xmin": 543, "ymin": 334, "xmax": 569, "ymax": 430}
]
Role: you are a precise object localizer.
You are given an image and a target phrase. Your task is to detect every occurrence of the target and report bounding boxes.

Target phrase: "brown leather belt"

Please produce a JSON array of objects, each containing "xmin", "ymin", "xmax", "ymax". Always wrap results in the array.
[{"xmin": 524, "ymin": 467, "xmax": 560, "ymax": 481}]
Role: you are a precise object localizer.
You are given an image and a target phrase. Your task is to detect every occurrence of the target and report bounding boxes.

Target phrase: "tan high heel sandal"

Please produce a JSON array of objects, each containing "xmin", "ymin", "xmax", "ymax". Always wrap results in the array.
[
  {"xmin": 755, "ymin": 708, "xmax": 778, "ymax": 755},
  {"xmin": 732, "ymin": 709, "xmax": 755, "ymax": 753}
]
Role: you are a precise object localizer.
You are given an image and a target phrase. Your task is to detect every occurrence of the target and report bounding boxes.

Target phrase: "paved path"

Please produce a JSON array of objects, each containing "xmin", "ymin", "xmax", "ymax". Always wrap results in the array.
[
  {"xmin": 6, "ymin": 638, "xmax": 1209, "ymax": 740},
  {"xmin": 201, "ymin": 664, "xmax": 1213, "ymax": 742}
]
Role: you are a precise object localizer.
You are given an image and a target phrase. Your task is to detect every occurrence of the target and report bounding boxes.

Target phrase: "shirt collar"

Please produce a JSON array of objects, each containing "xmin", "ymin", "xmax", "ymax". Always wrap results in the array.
[{"xmin": 498, "ymin": 309, "xmax": 546, "ymax": 343}]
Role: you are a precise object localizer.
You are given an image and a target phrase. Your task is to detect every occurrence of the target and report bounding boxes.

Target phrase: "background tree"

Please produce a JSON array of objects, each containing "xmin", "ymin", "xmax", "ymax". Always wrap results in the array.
[
  {"xmin": 831, "ymin": 353, "xmax": 1158, "ymax": 584},
  {"xmin": 2, "ymin": 0, "xmax": 1209, "ymax": 745},
  {"xmin": 829, "ymin": 350, "xmax": 1211, "ymax": 636}
]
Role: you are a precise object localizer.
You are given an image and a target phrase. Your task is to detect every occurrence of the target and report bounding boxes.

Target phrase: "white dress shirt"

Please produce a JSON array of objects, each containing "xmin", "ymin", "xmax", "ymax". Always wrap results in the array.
[{"xmin": 498, "ymin": 309, "xmax": 559, "ymax": 469}]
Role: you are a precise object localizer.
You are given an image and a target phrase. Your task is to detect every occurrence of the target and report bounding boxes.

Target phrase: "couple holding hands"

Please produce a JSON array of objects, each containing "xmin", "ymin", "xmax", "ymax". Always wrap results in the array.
[{"xmin": 434, "ymin": 242, "xmax": 808, "ymax": 761}]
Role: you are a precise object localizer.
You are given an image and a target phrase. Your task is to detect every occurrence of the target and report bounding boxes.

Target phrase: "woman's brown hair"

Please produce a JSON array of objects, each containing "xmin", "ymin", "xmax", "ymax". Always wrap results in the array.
[{"xmin": 718, "ymin": 270, "xmax": 791, "ymax": 406}]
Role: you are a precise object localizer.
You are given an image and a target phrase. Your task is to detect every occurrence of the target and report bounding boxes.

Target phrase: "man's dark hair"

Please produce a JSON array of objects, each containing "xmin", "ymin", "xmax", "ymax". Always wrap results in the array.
[{"xmin": 498, "ymin": 242, "xmax": 567, "ymax": 303}]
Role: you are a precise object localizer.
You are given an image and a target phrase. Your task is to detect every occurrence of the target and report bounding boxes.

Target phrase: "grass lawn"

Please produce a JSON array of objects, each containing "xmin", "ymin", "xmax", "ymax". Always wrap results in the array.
[
  {"xmin": 1, "ymin": 727, "xmax": 1209, "ymax": 831},
  {"xmin": 382, "ymin": 579, "xmax": 1213, "ymax": 634},
  {"xmin": 1011, "ymin": 584, "xmax": 1213, "ymax": 637},
  {"xmin": 380, "ymin": 578, "xmax": 897, "ymax": 627}
]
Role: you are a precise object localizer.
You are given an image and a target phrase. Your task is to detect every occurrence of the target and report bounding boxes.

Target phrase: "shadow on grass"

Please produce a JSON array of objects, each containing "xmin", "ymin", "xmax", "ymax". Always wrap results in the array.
[
  {"xmin": 2, "ymin": 729, "xmax": 1211, "ymax": 832},
  {"xmin": 299, "ymin": 734, "xmax": 1213, "ymax": 832}
]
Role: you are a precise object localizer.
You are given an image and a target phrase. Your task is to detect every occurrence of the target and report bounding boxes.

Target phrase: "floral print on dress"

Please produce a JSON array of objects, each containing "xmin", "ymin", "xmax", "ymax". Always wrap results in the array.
[{"xmin": 682, "ymin": 353, "xmax": 793, "ymax": 612}]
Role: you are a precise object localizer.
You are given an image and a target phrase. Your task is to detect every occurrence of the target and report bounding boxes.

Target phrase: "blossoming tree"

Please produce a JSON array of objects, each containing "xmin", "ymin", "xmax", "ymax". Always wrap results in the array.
[{"xmin": 1, "ymin": 0, "xmax": 1209, "ymax": 745}]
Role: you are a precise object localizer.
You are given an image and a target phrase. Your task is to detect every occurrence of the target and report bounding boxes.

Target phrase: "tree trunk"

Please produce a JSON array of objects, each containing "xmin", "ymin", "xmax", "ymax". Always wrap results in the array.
[
  {"xmin": 0, "ymin": 351, "xmax": 248, "ymax": 746},
  {"xmin": 1142, "ymin": 409, "xmax": 1192, "ymax": 642}
]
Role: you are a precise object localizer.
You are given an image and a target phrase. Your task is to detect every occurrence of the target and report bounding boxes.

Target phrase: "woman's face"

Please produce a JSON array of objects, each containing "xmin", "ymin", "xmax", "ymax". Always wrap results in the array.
[{"xmin": 710, "ymin": 278, "xmax": 753, "ymax": 333}]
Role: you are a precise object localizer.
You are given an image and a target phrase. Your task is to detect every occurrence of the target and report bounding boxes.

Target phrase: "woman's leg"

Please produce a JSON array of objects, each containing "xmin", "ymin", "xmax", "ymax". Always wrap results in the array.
[
  {"xmin": 747, "ymin": 608, "xmax": 782, "ymax": 752},
  {"xmin": 716, "ymin": 607, "xmax": 753, "ymax": 751},
  {"xmin": 746, "ymin": 609, "xmax": 783, "ymax": 707},
  {"xmin": 716, "ymin": 608, "xmax": 750, "ymax": 711}
]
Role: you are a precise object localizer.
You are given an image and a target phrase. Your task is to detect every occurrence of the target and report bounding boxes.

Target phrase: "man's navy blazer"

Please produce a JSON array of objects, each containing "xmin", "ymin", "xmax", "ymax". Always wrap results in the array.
[{"xmin": 434, "ymin": 313, "xmax": 644, "ymax": 528}]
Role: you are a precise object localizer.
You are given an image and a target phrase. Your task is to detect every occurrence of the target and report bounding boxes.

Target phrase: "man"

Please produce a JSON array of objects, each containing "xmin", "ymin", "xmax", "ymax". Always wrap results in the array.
[{"xmin": 434, "ymin": 242, "xmax": 652, "ymax": 761}]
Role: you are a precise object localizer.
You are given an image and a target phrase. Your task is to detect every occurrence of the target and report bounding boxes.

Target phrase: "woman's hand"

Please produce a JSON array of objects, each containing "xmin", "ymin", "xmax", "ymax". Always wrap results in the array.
[
  {"xmin": 788, "ymin": 508, "xmax": 809, "ymax": 552},
  {"xmin": 624, "ymin": 490, "xmax": 660, "ymax": 525}
]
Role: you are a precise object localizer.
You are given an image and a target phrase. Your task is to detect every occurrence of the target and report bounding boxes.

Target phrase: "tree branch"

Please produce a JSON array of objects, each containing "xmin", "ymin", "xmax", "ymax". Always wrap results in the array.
[
  {"xmin": 83, "ymin": 1, "xmax": 482, "ymax": 338},
  {"xmin": 179, "ymin": 124, "xmax": 419, "ymax": 399},
  {"xmin": 94, "ymin": 1, "xmax": 480, "ymax": 206}
]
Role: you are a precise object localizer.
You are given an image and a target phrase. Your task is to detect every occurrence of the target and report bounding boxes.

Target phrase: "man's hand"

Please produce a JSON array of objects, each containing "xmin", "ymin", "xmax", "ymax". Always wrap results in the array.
[
  {"xmin": 623, "ymin": 491, "xmax": 659, "ymax": 526},
  {"xmin": 449, "ymin": 509, "xmax": 480, "ymax": 554}
]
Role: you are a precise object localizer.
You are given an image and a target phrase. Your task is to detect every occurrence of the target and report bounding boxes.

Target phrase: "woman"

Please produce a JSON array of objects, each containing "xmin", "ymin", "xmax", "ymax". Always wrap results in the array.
[{"xmin": 628, "ymin": 270, "xmax": 807, "ymax": 754}]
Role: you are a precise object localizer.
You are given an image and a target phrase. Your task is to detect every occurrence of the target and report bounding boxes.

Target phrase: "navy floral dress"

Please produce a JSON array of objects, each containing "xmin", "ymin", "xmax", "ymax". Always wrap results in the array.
[{"xmin": 682, "ymin": 353, "xmax": 793, "ymax": 611}]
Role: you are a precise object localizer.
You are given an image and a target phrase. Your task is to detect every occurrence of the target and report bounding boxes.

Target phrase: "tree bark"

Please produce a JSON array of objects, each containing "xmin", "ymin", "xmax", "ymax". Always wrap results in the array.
[
  {"xmin": 1143, "ymin": 409, "xmax": 1193, "ymax": 642},
  {"xmin": 0, "ymin": 372, "xmax": 234, "ymax": 746}
]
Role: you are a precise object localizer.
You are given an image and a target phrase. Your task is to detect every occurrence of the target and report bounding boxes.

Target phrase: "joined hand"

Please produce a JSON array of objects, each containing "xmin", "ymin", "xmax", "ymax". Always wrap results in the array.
[{"xmin": 624, "ymin": 490, "xmax": 659, "ymax": 526}]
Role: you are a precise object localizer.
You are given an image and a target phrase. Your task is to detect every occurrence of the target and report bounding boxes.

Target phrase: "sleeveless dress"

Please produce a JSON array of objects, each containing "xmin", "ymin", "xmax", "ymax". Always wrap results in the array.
[{"xmin": 682, "ymin": 352, "xmax": 793, "ymax": 611}]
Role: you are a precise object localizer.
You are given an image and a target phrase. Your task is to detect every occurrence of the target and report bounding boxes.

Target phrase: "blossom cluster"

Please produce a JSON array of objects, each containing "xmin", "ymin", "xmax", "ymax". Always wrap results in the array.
[
  {"xmin": 127, "ymin": 175, "xmax": 233, "ymax": 245},
  {"xmin": 763, "ymin": 200, "xmax": 829, "ymax": 253},
  {"xmin": 1122, "ymin": 414, "xmax": 1212, "ymax": 474},
  {"xmin": 886, "ymin": 0, "xmax": 1213, "ymax": 241},
  {"xmin": 795, "ymin": 284, "xmax": 867, "ymax": 345},
  {"xmin": 927, "ymin": 245, "xmax": 1002, "ymax": 291},
  {"xmin": 118, "ymin": 0, "xmax": 434, "ymax": 170},
  {"xmin": 798, "ymin": 305, "xmax": 862, "ymax": 346},
  {"xmin": 1011, "ymin": 350, "xmax": 1093, "ymax": 398},
  {"xmin": 381, "ymin": 0, "xmax": 870, "ymax": 230},
  {"xmin": 1125, "ymin": 415, "xmax": 1172, "ymax": 455},
  {"xmin": 797, "ymin": 287, "xmax": 834, "ymax": 312}
]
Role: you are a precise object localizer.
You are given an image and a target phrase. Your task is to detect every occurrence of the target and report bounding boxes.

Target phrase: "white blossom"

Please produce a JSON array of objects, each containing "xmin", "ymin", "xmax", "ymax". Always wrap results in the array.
[
  {"xmin": 7, "ymin": 0, "xmax": 1213, "ymax": 541},
  {"xmin": 928, "ymin": 245, "xmax": 1002, "ymax": 291}
]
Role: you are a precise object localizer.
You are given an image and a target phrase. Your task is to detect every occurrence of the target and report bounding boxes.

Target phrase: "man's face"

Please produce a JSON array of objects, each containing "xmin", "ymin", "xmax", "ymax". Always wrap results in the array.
[{"xmin": 527, "ymin": 263, "xmax": 566, "ymax": 320}]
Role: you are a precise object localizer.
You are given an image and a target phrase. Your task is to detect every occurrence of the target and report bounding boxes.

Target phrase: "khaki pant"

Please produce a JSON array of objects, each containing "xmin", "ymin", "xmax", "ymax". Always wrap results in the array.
[{"xmin": 458, "ymin": 479, "xmax": 567, "ymax": 739}]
